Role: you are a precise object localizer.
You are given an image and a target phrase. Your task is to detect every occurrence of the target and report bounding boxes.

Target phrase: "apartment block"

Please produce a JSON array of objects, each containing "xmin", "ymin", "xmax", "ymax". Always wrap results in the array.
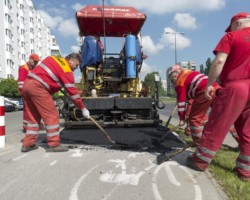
[{"xmin": 0, "ymin": 0, "xmax": 61, "ymax": 79}]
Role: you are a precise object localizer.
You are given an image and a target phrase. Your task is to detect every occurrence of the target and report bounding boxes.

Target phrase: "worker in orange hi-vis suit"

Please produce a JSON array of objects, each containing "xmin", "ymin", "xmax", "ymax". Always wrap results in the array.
[
  {"xmin": 18, "ymin": 54, "xmax": 40, "ymax": 133},
  {"xmin": 21, "ymin": 53, "xmax": 90, "ymax": 153},
  {"xmin": 168, "ymin": 65, "xmax": 219, "ymax": 145}
]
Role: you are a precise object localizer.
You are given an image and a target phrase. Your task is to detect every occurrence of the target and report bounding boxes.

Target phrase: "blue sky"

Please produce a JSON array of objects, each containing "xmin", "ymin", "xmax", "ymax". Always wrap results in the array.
[{"xmin": 32, "ymin": 0, "xmax": 250, "ymax": 81}]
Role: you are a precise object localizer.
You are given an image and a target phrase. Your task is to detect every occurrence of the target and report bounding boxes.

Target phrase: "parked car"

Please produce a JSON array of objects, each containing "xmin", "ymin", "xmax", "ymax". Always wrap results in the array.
[
  {"xmin": 4, "ymin": 101, "xmax": 16, "ymax": 112},
  {"xmin": 10, "ymin": 98, "xmax": 23, "ymax": 110},
  {"xmin": 4, "ymin": 98, "xmax": 23, "ymax": 110}
]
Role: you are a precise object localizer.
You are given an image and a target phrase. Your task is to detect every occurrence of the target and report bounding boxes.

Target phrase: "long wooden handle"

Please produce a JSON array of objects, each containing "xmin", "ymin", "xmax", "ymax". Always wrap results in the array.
[
  {"xmin": 165, "ymin": 105, "xmax": 178, "ymax": 128},
  {"xmin": 159, "ymin": 124, "xmax": 180, "ymax": 143},
  {"xmin": 89, "ymin": 117, "xmax": 115, "ymax": 144}
]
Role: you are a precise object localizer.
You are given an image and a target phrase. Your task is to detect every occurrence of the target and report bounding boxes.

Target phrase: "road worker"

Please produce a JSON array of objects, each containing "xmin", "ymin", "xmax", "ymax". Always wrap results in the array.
[
  {"xmin": 21, "ymin": 53, "xmax": 90, "ymax": 152},
  {"xmin": 18, "ymin": 54, "xmax": 40, "ymax": 132},
  {"xmin": 168, "ymin": 65, "xmax": 219, "ymax": 144},
  {"xmin": 186, "ymin": 12, "xmax": 250, "ymax": 181}
]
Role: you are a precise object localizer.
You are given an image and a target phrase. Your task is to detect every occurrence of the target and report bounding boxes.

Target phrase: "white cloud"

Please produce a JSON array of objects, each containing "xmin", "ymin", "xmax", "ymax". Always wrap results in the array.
[
  {"xmin": 174, "ymin": 13, "xmax": 197, "ymax": 29},
  {"xmin": 37, "ymin": 10, "xmax": 63, "ymax": 29},
  {"xmin": 160, "ymin": 27, "xmax": 191, "ymax": 50},
  {"xmin": 140, "ymin": 62, "xmax": 165, "ymax": 80},
  {"xmin": 57, "ymin": 19, "xmax": 79, "ymax": 38},
  {"xmin": 110, "ymin": 0, "xmax": 226, "ymax": 14},
  {"xmin": 71, "ymin": 3, "xmax": 85, "ymax": 11},
  {"xmin": 140, "ymin": 62, "xmax": 154, "ymax": 80},
  {"xmin": 141, "ymin": 36, "xmax": 164, "ymax": 55}
]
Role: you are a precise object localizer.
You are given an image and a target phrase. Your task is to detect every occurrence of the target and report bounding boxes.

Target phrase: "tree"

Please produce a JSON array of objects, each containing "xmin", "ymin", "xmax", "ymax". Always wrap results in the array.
[
  {"xmin": 142, "ymin": 72, "xmax": 166, "ymax": 97},
  {"xmin": 204, "ymin": 58, "xmax": 212, "ymax": 75},
  {"xmin": 200, "ymin": 64, "xmax": 204, "ymax": 74},
  {"xmin": 0, "ymin": 78, "xmax": 20, "ymax": 98}
]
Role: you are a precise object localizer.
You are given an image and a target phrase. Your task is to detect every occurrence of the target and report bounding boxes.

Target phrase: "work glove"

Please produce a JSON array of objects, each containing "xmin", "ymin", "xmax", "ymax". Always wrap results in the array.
[
  {"xmin": 81, "ymin": 108, "xmax": 90, "ymax": 119},
  {"xmin": 179, "ymin": 120, "xmax": 185, "ymax": 127}
]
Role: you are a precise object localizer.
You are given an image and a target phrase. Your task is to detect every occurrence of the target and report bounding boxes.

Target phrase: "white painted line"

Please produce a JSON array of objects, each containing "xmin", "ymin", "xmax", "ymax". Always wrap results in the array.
[
  {"xmin": 128, "ymin": 152, "xmax": 144, "ymax": 158},
  {"xmin": 152, "ymin": 161, "xmax": 203, "ymax": 200},
  {"xmin": 71, "ymin": 149, "xmax": 83, "ymax": 157},
  {"xmin": 50, "ymin": 160, "xmax": 57, "ymax": 166},
  {"xmin": 13, "ymin": 154, "xmax": 28, "ymax": 161},
  {"xmin": 44, "ymin": 153, "xmax": 50, "ymax": 158},
  {"xmin": 179, "ymin": 165, "xmax": 202, "ymax": 200},
  {"xmin": 152, "ymin": 164, "xmax": 166, "ymax": 200},
  {"xmin": 69, "ymin": 165, "xmax": 99, "ymax": 200},
  {"xmin": 164, "ymin": 163, "xmax": 181, "ymax": 186}
]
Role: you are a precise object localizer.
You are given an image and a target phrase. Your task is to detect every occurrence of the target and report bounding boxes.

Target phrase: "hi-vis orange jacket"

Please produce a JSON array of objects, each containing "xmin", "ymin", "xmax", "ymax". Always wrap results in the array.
[
  {"xmin": 18, "ymin": 63, "xmax": 32, "ymax": 95},
  {"xmin": 175, "ymin": 69, "xmax": 207, "ymax": 120},
  {"xmin": 27, "ymin": 56, "xmax": 85, "ymax": 109}
]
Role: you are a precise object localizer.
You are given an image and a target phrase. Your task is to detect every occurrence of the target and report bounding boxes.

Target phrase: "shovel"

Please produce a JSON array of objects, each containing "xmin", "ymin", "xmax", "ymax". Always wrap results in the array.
[
  {"xmin": 156, "ymin": 141, "xmax": 195, "ymax": 165},
  {"xmin": 89, "ymin": 117, "xmax": 115, "ymax": 144}
]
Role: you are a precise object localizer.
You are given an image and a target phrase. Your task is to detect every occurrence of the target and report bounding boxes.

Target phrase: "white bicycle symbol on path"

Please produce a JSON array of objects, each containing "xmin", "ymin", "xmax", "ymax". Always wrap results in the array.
[{"xmin": 69, "ymin": 151, "xmax": 202, "ymax": 200}]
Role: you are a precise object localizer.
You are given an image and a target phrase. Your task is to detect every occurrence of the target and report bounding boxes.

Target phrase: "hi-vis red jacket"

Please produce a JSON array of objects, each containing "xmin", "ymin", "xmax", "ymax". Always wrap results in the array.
[
  {"xmin": 18, "ymin": 63, "xmax": 32, "ymax": 95},
  {"xmin": 28, "ymin": 56, "xmax": 85, "ymax": 109},
  {"xmin": 175, "ymin": 69, "xmax": 208, "ymax": 120}
]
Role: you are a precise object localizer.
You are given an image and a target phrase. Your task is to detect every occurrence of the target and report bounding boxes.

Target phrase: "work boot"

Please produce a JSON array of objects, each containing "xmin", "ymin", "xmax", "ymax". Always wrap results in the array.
[
  {"xmin": 233, "ymin": 167, "xmax": 250, "ymax": 182},
  {"xmin": 46, "ymin": 145, "xmax": 69, "ymax": 152},
  {"xmin": 186, "ymin": 155, "xmax": 205, "ymax": 171},
  {"xmin": 21, "ymin": 144, "xmax": 39, "ymax": 152}
]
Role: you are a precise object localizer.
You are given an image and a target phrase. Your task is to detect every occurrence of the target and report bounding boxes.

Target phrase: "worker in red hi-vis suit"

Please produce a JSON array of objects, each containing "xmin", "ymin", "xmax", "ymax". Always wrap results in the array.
[
  {"xmin": 168, "ymin": 65, "xmax": 219, "ymax": 144},
  {"xmin": 21, "ymin": 53, "xmax": 90, "ymax": 153},
  {"xmin": 186, "ymin": 12, "xmax": 250, "ymax": 181},
  {"xmin": 18, "ymin": 54, "xmax": 40, "ymax": 132}
]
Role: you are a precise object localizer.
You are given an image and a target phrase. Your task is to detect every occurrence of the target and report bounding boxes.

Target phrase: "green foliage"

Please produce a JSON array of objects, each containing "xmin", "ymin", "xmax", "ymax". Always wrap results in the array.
[
  {"xmin": 204, "ymin": 58, "xmax": 212, "ymax": 75},
  {"xmin": 142, "ymin": 72, "xmax": 166, "ymax": 97},
  {"xmin": 167, "ymin": 87, "xmax": 176, "ymax": 98},
  {"xmin": 0, "ymin": 78, "xmax": 20, "ymax": 98},
  {"xmin": 175, "ymin": 127, "xmax": 250, "ymax": 200},
  {"xmin": 210, "ymin": 146, "xmax": 250, "ymax": 200},
  {"xmin": 200, "ymin": 64, "xmax": 204, "ymax": 74}
]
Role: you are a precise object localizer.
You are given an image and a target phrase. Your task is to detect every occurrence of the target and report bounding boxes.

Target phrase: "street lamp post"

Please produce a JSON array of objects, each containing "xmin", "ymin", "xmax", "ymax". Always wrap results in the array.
[{"xmin": 165, "ymin": 32, "xmax": 185, "ymax": 64}]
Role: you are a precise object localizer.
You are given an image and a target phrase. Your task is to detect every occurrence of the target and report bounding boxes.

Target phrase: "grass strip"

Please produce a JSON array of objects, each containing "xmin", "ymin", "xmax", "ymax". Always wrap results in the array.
[{"xmin": 174, "ymin": 127, "xmax": 250, "ymax": 200}]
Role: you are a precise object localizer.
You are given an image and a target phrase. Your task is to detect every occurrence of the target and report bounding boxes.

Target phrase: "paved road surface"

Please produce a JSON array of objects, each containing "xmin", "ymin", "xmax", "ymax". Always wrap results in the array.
[{"xmin": 0, "ymin": 108, "xmax": 229, "ymax": 200}]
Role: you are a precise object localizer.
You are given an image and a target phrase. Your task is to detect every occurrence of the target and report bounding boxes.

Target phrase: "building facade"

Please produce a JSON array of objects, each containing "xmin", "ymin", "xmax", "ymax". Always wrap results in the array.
[
  {"xmin": 0, "ymin": 0, "xmax": 61, "ymax": 79},
  {"xmin": 166, "ymin": 61, "xmax": 196, "ymax": 96}
]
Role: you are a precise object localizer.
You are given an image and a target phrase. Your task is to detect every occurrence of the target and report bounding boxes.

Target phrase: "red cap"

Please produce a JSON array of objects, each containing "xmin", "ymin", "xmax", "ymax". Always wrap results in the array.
[
  {"xmin": 225, "ymin": 12, "xmax": 250, "ymax": 32},
  {"xmin": 168, "ymin": 65, "xmax": 181, "ymax": 77},
  {"xmin": 29, "ymin": 54, "xmax": 40, "ymax": 61}
]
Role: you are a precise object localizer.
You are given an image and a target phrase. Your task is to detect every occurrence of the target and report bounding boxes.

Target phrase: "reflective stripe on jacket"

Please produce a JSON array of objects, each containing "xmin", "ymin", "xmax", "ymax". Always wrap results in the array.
[
  {"xmin": 175, "ymin": 70, "xmax": 207, "ymax": 120},
  {"xmin": 18, "ymin": 63, "xmax": 31, "ymax": 95},
  {"xmin": 28, "ymin": 56, "xmax": 85, "ymax": 109}
]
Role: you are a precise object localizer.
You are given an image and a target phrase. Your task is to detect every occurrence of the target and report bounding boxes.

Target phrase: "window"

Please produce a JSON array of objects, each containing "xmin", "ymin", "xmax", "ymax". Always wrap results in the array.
[
  {"xmin": 21, "ymin": 41, "xmax": 25, "ymax": 47},
  {"xmin": 21, "ymin": 54, "xmax": 26, "ymax": 61},
  {"xmin": 7, "ymin": 74, "xmax": 14, "ymax": 79},
  {"xmin": 5, "ymin": 29, "xmax": 12, "ymax": 38},
  {"xmin": 20, "ymin": 4, "xmax": 24, "ymax": 11},
  {"xmin": 20, "ymin": 16, "xmax": 25, "ymax": 24},
  {"xmin": 20, "ymin": 29, "xmax": 25, "ymax": 35},
  {"xmin": 5, "ymin": 14, "xmax": 12, "ymax": 24},
  {"xmin": 6, "ymin": 59, "xmax": 14, "ymax": 68},
  {"xmin": 6, "ymin": 44, "xmax": 13, "ymax": 53}
]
